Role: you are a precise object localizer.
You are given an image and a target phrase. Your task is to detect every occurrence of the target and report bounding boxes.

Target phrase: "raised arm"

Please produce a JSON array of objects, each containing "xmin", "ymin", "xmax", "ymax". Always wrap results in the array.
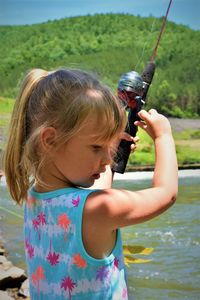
[{"xmin": 86, "ymin": 109, "xmax": 178, "ymax": 229}]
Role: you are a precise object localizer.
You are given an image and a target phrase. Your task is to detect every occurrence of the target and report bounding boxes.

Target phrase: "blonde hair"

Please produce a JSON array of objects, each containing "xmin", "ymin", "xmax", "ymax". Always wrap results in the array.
[{"xmin": 4, "ymin": 68, "xmax": 126, "ymax": 204}]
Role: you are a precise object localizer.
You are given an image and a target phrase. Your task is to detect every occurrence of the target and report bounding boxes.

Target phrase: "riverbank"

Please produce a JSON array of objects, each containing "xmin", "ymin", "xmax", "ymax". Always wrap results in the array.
[
  {"xmin": 113, "ymin": 168, "xmax": 200, "ymax": 181},
  {"xmin": 0, "ymin": 242, "xmax": 29, "ymax": 300}
]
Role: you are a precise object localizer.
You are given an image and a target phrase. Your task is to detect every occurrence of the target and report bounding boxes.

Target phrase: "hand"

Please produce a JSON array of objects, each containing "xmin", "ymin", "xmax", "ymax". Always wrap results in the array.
[
  {"xmin": 134, "ymin": 109, "xmax": 172, "ymax": 141},
  {"xmin": 120, "ymin": 132, "xmax": 139, "ymax": 152}
]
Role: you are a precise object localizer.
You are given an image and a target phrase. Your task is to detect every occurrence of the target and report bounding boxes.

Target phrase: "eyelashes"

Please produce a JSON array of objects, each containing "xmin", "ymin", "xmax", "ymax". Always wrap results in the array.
[{"xmin": 91, "ymin": 145, "xmax": 102, "ymax": 152}]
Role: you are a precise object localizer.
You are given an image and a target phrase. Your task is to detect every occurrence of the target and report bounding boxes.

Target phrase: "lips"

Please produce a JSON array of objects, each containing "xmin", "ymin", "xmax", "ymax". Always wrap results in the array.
[
  {"xmin": 92, "ymin": 168, "xmax": 106, "ymax": 180},
  {"xmin": 92, "ymin": 173, "xmax": 100, "ymax": 180}
]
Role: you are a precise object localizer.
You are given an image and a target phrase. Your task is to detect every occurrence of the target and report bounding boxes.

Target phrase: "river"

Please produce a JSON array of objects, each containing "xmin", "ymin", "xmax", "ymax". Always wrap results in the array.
[{"xmin": 0, "ymin": 170, "xmax": 200, "ymax": 299}]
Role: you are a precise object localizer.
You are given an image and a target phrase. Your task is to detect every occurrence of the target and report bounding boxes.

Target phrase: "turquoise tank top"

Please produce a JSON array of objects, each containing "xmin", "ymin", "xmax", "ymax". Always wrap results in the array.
[{"xmin": 24, "ymin": 187, "xmax": 128, "ymax": 299}]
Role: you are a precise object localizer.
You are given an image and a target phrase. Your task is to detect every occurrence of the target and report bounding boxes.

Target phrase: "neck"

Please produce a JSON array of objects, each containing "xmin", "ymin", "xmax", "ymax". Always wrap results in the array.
[{"xmin": 34, "ymin": 164, "xmax": 75, "ymax": 193}]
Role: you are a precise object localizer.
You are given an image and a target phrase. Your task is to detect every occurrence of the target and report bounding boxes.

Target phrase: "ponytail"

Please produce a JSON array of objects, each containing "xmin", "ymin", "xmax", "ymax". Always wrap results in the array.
[
  {"xmin": 4, "ymin": 67, "xmax": 126, "ymax": 204},
  {"xmin": 4, "ymin": 69, "xmax": 48, "ymax": 204}
]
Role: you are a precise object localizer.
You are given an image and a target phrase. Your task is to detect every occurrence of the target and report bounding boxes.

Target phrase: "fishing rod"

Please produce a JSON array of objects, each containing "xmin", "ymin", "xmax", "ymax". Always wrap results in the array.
[{"xmin": 112, "ymin": 0, "xmax": 173, "ymax": 174}]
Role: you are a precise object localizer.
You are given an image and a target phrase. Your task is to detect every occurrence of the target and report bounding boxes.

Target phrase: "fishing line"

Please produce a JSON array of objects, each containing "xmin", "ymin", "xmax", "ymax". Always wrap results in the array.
[
  {"xmin": 135, "ymin": 0, "xmax": 173, "ymax": 70},
  {"xmin": 134, "ymin": 17, "xmax": 157, "ymax": 71},
  {"xmin": 0, "ymin": 205, "xmax": 23, "ymax": 219}
]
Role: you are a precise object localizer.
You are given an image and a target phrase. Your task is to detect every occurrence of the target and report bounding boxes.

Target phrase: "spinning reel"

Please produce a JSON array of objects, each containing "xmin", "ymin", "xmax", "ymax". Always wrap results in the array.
[{"xmin": 113, "ymin": 62, "xmax": 155, "ymax": 173}]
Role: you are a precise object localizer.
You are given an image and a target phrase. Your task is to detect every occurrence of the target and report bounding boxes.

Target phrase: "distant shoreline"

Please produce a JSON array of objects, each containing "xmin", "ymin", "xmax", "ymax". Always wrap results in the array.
[
  {"xmin": 125, "ymin": 163, "xmax": 200, "ymax": 172},
  {"xmin": 114, "ymin": 168, "xmax": 200, "ymax": 181},
  {"xmin": 1, "ymin": 166, "xmax": 200, "ymax": 185}
]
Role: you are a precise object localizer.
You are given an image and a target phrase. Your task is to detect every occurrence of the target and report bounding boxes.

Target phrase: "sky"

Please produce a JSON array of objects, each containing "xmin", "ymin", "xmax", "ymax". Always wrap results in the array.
[{"xmin": 0, "ymin": 0, "xmax": 199, "ymax": 30}]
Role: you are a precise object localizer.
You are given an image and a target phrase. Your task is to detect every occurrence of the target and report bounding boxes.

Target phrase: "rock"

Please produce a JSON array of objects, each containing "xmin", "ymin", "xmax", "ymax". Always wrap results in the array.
[
  {"xmin": 0, "ymin": 241, "xmax": 29, "ymax": 299},
  {"xmin": 0, "ymin": 256, "xmax": 8, "ymax": 264},
  {"xmin": 1, "ymin": 260, "xmax": 13, "ymax": 270},
  {"xmin": 0, "ymin": 246, "xmax": 6, "ymax": 255},
  {"xmin": 19, "ymin": 279, "xmax": 30, "ymax": 298},
  {"xmin": 6, "ymin": 288, "xmax": 24, "ymax": 300},
  {"xmin": 0, "ymin": 290, "xmax": 15, "ymax": 300},
  {"xmin": 0, "ymin": 265, "xmax": 27, "ymax": 290}
]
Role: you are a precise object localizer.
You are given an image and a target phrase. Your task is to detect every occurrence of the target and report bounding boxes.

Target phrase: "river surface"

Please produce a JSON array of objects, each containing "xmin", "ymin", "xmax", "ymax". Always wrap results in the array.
[{"xmin": 0, "ymin": 170, "xmax": 200, "ymax": 300}]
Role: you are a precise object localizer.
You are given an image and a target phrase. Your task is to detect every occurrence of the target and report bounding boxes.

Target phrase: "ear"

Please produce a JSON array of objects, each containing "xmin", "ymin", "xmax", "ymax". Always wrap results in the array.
[{"xmin": 40, "ymin": 127, "xmax": 57, "ymax": 153}]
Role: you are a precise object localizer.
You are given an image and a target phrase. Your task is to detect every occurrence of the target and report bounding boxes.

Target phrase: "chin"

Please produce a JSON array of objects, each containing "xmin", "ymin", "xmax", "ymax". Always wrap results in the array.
[{"xmin": 75, "ymin": 180, "xmax": 94, "ymax": 189}]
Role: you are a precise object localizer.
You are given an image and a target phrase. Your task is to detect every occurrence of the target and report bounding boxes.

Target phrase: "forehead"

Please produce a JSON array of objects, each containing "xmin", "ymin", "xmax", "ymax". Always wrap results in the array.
[
  {"xmin": 77, "ymin": 118, "xmax": 104, "ymax": 139},
  {"xmin": 76, "ymin": 116, "xmax": 119, "ymax": 143}
]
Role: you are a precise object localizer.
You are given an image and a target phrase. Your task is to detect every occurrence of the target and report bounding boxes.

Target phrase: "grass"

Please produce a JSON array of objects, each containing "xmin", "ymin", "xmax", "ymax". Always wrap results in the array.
[
  {"xmin": 0, "ymin": 97, "xmax": 14, "ymax": 150},
  {"xmin": 129, "ymin": 126, "xmax": 200, "ymax": 167},
  {"xmin": 0, "ymin": 96, "xmax": 14, "ymax": 118},
  {"xmin": 0, "ymin": 96, "xmax": 200, "ymax": 167},
  {"xmin": 129, "ymin": 129, "xmax": 155, "ymax": 166}
]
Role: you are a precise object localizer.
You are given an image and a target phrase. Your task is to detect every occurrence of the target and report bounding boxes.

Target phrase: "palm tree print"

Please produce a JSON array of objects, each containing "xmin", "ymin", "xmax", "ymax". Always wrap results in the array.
[
  {"xmin": 61, "ymin": 276, "xmax": 76, "ymax": 300},
  {"xmin": 37, "ymin": 211, "xmax": 46, "ymax": 225},
  {"xmin": 58, "ymin": 213, "xmax": 71, "ymax": 240},
  {"xmin": 72, "ymin": 195, "xmax": 80, "ymax": 207},
  {"xmin": 32, "ymin": 211, "xmax": 46, "ymax": 239},
  {"xmin": 31, "ymin": 265, "xmax": 45, "ymax": 294},
  {"xmin": 96, "ymin": 266, "xmax": 109, "ymax": 281},
  {"xmin": 73, "ymin": 253, "xmax": 87, "ymax": 269},
  {"xmin": 25, "ymin": 239, "xmax": 34, "ymax": 259},
  {"xmin": 114, "ymin": 257, "xmax": 119, "ymax": 269},
  {"xmin": 46, "ymin": 239, "xmax": 60, "ymax": 266}
]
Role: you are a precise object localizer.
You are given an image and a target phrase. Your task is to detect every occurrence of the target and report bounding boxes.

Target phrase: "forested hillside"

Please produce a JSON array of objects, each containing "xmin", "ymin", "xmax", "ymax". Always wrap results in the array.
[{"xmin": 0, "ymin": 14, "xmax": 200, "ymax": 117}]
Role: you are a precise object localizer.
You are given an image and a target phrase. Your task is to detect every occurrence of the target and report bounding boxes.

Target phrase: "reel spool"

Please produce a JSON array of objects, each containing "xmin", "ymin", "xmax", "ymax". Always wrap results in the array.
[{"xmin": 117, "ymin": 71, "xmax": 144, "ymax": 110}]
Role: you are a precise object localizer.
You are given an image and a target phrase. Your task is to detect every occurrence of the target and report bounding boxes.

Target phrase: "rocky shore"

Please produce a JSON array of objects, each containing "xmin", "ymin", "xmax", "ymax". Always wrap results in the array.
[{"xmin": 0, "ymin": 242, "xmax": 29, "ymax": 300}]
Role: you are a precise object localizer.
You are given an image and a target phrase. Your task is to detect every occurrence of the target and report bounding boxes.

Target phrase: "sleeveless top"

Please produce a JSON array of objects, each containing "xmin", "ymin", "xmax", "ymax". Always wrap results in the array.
[{"xmin": 24, "ymin": 187, "xmax": 128, "ymax": 299}]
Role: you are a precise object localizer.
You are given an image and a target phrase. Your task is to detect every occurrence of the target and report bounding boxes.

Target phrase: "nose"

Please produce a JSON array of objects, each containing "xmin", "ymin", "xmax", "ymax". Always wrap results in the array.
[{"xmin": 102, "ymin": 147, "xmax": 112, "ymax": 166}]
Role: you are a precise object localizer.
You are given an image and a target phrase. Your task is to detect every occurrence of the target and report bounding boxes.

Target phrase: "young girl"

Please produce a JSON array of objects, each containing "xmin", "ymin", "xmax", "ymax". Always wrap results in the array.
[{"xmin": 4, "ymin": 68, "xmax": 178, "ymax": 300}]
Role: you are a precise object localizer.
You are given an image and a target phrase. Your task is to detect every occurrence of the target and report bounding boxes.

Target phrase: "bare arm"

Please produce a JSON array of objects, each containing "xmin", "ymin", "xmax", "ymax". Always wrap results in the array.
[{"xmin": 86, "ymin": 109, "xmax": 178, "ymax": 229}]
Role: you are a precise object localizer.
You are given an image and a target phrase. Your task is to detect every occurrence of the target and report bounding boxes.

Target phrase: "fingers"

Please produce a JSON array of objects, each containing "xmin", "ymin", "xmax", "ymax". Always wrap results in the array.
[
  {"xmin": 120, "ymin": 132, "xmax": 139, "ymax": 142},
  {"xmin": 130, "ymin": 142, "xmax": 137, "ymax": 151},
  {"xmin": 129, "ymin": 136, "xmax": 139, "ymax": 152},
  {"xmin": 121, "ymin": 132, "xmax": 133, "ymax": 142},
  {"xmin": 134, "ymin": 109, "xmax": 156, "ymax": 136},
  {"xmin": 148, "ymin": 108, "xmax": 158, "ymax": 115},
  {"xmin": 134, "ymin": 120, "xmax": 147, "ymax": 130},
  {"xmin": 134, "ymin": 109, "xmax": 171, "ymax": 140},
  {"xmin": 121, "ymin": 132, "xmax": 139, "ymax": 143},
  {"xmin": 119, "ymin": 132, "xmax": 139, "ymax": 152},
  {"xmin": 138, "ymin": 109, "xmax": 156, "ymax": 121},
  {"xmin": 133, "ymin": 136, "xmax": 140, "ymax": 143}
]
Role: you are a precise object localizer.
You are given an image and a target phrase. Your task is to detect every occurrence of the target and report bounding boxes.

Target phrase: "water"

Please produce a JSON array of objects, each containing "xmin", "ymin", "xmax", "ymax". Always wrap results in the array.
[{"xmin": 0, "ymin": 170, "xmax": 200, "ymax": 299}]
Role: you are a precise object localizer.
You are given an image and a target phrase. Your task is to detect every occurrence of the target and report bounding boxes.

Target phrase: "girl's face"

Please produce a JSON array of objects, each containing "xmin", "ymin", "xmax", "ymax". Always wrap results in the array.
[{"xmin": 46, "ymin": 119, "xmax": 119, "ymax": 189}]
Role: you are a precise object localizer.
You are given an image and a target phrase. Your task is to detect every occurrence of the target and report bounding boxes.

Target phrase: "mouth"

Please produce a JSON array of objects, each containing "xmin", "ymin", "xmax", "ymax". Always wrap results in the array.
[
  {"xmin": 92, "ymin": 168, "xmax": 106, "ymax": 180},
  {"xmin": 92, "ymin": 173, "xmax": 100, "ymax": 180}
]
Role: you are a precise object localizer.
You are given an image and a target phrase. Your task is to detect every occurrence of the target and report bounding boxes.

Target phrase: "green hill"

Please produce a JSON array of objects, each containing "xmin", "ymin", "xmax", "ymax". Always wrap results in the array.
[{"xmin": 0, "ymin": 13, "xmax": 200, "ymax": 117}]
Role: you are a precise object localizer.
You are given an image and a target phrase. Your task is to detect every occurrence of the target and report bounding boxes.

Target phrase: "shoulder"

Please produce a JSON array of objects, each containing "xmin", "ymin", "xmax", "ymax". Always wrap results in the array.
[
  {"xmin": 85, "ymin": 189, "xmax": 120, "ymax": 212},
  {"xmin": 84, "ymin": 189, "xmax": 132, "ymax": 229}
]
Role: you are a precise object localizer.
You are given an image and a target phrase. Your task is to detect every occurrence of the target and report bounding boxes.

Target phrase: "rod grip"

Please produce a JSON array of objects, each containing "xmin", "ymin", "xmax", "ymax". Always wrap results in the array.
[{"xmin": 112, "ymin": 109, "xmax": 138, "ymax": 174}]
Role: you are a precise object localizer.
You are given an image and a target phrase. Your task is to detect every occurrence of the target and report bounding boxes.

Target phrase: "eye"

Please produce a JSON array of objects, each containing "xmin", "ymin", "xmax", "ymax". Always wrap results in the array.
[{"xmin": 91, "ymin": 145, "xmax": 103, "ymax": 152}]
